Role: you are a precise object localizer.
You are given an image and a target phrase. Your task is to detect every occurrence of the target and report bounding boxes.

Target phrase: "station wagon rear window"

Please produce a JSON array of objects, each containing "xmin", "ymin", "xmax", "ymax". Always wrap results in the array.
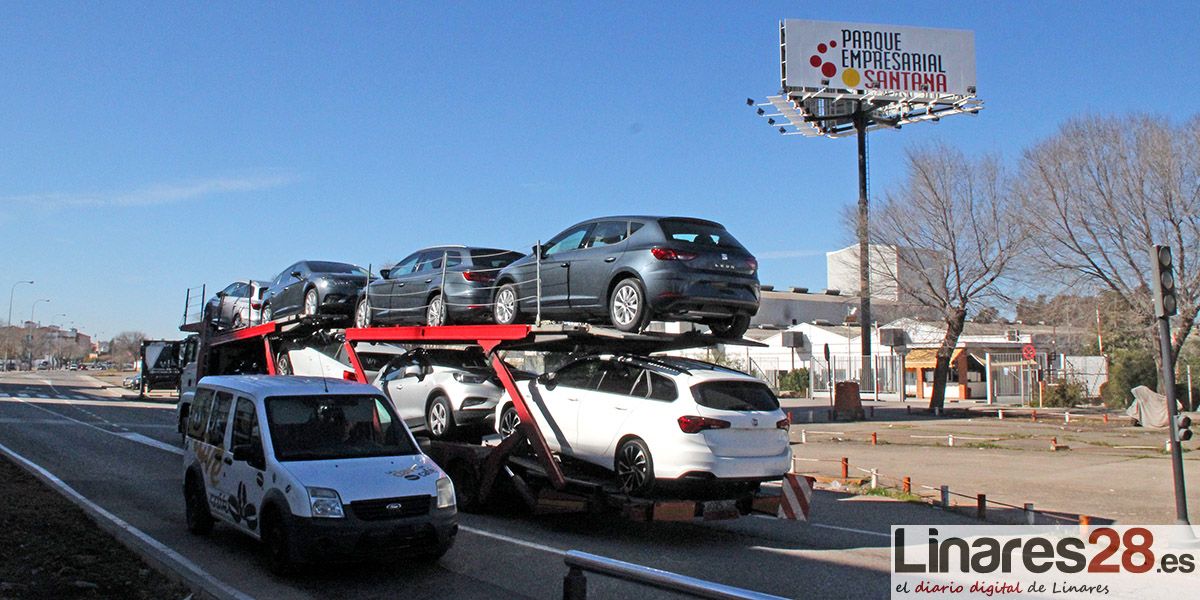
[
  {"xmin": 691, "ymin": 381, "xmax": 779, "ymax": 411},
  {"xmin": 658, "ymin": 219, "xmax": 745, "ymax": 250},
  {"xmin": 265, "ymin": 394, "xmax": 416, "ymax": 461}
]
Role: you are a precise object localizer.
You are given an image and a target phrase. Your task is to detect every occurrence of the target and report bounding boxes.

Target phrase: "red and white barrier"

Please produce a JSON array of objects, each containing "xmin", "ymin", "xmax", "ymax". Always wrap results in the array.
[{"xmin": 778, "ymin": 473, "xmax": 813, "ymax": 521}]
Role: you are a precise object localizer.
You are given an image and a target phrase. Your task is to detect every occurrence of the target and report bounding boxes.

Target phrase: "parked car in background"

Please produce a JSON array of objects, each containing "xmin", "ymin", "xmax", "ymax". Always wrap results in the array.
[
  {"xmin": 355, "ymin": 246, "xmax": 523, "ymax": 328},
  {"xmin": 374, "ymin": 347, "xmax": 530, "ymax": 439},
  {"xmin": 124, "ymin": 373, "xmax": 142, "ymax": 389},
  {"xmin": 261, "ymin": 261, "xmax": 371, "ymax": 323},
  {"xmin": 206, "ymin": 280, "xmax": 269, "ymax": 329},
  {"xmin": 491, "ymin": 217, "xmax": 759, "ymax": 338},
  {"xmin": 494, "ymin": 354, "xmax": 790, "ymax": 496}
]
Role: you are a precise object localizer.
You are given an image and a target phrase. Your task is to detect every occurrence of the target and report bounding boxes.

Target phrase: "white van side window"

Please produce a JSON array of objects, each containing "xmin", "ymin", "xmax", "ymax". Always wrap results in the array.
[
  {"xmin": 231, "ymin": 397, "xmax": 261, "ymax": 452},
  {"xmin": 187, "ymin": 388, "xmax": 215, "ymax": 440},
  {"xmin": 206, "ymin": 391, "xmax": 234, "ymax": 447}
]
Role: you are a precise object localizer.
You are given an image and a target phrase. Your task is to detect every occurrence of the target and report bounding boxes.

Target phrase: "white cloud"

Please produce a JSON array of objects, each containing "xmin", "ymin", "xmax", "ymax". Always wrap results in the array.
[{"xmin": 0, "ymin": 174, "xmax": 297, "ymax": 208}]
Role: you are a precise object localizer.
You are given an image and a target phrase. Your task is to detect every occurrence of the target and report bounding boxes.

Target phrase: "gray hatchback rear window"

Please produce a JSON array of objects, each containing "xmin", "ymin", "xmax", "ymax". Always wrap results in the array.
[{"xmin": 659, "ymin": 219, "xmax": 745, "ymax": 250}]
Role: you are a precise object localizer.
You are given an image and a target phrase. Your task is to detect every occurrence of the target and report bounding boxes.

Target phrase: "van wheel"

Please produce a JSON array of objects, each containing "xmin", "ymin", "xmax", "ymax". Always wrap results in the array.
[
  {"xmin": 184, "ymin": 476, "xmax": 213, "ymax": 536},
  {"xmin": 707, "ymin": 315, "xmax": 751, "ymax": 339},
  {"xmin": 609, "ymin": 278, "xmax": 650, "ymax": 333},
  {"xmin": 427, "ymin": 395, "xmax": 456, "ymax": 439},
  {"xmin": 262, "ymin": 513, "xmax": 296, "ymax": 575},
  {"xmin": 416, "ymin": 538, "xmax": 454, "ymax": 562},
  {"xmin": 615, "ymin": 438, "xmax": 655, "ymax": 496}
]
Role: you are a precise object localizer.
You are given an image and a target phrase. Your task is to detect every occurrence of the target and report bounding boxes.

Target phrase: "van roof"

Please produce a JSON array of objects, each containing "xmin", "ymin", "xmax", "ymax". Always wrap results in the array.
[{"xmin": 198, "ymin": 375, "xmax": 380, "ymax": 398}]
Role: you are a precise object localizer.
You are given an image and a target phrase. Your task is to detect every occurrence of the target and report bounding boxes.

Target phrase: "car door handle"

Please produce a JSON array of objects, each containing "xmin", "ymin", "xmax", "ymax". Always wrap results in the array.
[
  {"xmin": 424, "ymin": 278, "xmax": 433, "ymax": 283},
  {"xmin": 614, "ymin": 406, "xmax": 628, "ymax": 411},
  {"xmin": 560, "ymin": 263, "xmax": 569, "ymax": 268},
  {"xmin": 604, "ymin": 257, "xmax": 616, "ymax": 263},
  {"xmin": 223, "ymin": 456, "xmax": 233, "ymax": 465},
  {"xmin": 566, "ymin": 397, "xmax": 578, "ymax": 402},
  {"xmin": 397, "ymin": 283, "xmax": 405, "ymax": 287}
]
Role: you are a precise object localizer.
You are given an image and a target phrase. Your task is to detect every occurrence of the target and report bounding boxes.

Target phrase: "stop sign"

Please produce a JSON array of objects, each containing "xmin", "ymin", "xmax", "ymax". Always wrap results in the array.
[{"xmin": 1021, "ymin": 344, "xmax": 1037, "ymax": 361}]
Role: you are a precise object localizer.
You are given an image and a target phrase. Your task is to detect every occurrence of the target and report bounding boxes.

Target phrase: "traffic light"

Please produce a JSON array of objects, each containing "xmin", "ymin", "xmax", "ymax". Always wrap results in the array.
[
  {"xmin": 1175, "ymin": 414, "xmax": 1193, "ymax": 442},
  {"xmin": 1151, "ymin": 245, "xmax": 1178, "ymax": 317}
]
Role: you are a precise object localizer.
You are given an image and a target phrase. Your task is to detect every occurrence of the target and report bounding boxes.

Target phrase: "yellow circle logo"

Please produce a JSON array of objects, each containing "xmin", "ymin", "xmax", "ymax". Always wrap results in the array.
[{"xmin": 842, "ymin": 68, "xmax": 861, "ymax": 88}]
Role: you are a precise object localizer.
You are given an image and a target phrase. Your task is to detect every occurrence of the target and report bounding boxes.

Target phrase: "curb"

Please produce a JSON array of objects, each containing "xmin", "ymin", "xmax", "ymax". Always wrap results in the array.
[{"xmin": 0, "ymin": 442, "xmax": 252, "ymax": 600}]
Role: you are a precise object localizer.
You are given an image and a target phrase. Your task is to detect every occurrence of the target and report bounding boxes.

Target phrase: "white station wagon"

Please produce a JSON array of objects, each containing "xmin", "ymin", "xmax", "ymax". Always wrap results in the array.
[
  {"xmin": 181, "ymin": 376, "xmax": 457, "ymax": 572},
  {"xmin": 495, "ymin": 354, "xmax": 792, "ymax": 495}
]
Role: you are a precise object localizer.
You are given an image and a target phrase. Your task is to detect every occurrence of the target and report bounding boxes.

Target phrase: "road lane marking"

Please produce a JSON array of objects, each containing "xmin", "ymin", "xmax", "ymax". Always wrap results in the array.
[
  {"xmin": 459, "ymin": 525, "xmax": 566, "ymax": 556},
  {"xmin": 0, "ymin": 442, "xmax": 253, "ymax": 600},
  {"xmin": 119, "ymin": 432, "xmax": 184, "ymax": 455},
  {"xmin": 8, "ymin": 398, "xmax": 182, "ymax": 455},
  {"xmin": 0, "ymin": 418, "xmax": 175, "ymax": 428},
  {"xmin": 0, "ymin": 397, "xmax": 173, "ymax": 410},
  {"xmin": 751, "ymin": 515, "xmax": 891, "ymax": 539}
]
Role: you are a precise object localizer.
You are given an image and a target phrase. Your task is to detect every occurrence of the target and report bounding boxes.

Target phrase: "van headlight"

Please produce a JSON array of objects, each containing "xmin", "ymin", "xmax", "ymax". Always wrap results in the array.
[
  {"xmin": 436, "ymin": 477, "xmax": 456, "ymax": 509},
  {"xmin": 307, "ymin": 487, "xmax": 345, "ymax": 518}
]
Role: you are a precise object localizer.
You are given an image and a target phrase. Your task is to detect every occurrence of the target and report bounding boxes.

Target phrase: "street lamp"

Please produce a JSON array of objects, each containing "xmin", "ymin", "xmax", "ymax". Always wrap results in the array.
[
  {"xmin": 31, "ymin": 299, "xmax": 50, "ymax": 325},
  {"xmin": 7, "ymin": 280, "xmax": 33, "ymax": 327}
]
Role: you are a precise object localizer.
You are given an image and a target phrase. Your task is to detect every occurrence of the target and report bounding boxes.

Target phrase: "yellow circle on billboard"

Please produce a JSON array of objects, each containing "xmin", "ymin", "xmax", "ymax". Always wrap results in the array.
[{"xmin": 842, "ymin": 68, "xmax": 861, "ymax": 88}]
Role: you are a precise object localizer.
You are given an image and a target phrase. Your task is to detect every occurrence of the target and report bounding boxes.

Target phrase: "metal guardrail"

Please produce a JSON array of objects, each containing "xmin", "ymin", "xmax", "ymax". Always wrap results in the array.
[{"xmin": 562, "ymin": 550, "xmax": 789, "ymax": 600}]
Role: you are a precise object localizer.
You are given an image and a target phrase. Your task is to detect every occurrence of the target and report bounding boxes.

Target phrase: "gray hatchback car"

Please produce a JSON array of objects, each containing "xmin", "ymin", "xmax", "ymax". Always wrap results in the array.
[{"xmin": 491, "ymin": 216, "xmax": 759, "ymax": 338}]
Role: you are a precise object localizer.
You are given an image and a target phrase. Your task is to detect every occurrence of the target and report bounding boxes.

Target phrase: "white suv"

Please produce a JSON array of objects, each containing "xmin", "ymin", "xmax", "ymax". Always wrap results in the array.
[
  {"xmin": 494, "ymin": 354, "xmax": 791, "ymax": 495},
  {"xmin": 181, "ymin": 375, "xmax": 457, "ymax": 572}
]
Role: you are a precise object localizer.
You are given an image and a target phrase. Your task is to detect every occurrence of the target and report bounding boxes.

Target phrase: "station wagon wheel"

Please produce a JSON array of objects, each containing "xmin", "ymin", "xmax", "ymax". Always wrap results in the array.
[
  {"xmin": 609, "ymin": 279, "xmax": 649, "ymax": 333},
  {"xmin": 493, "ymin": 284, "xmax": 521, "ymax": 325},
  {"xmin": 426, "ymin": 294, "xmax": 447, "ymax": 326},
  {"xmin": 303, "ymin": 289, "xmax": 319, "ymax": 316},
  {"xmin": 498, "ymin": 405, "xmax": 521, "ymax": 438},
  {"xmin": 232, "ymin": 313, "xmax": 244, "ymax": 329},
  {"xmin": 354, "ymin": 298, "xmax": 371, "ymax": 328},
  {"xmin": 615, "ymin": 438, "xmax": 655, "ymax": 495},
  {"xmin": 427, "ymin": 395, "xmax": 456, "ymax": 439}
]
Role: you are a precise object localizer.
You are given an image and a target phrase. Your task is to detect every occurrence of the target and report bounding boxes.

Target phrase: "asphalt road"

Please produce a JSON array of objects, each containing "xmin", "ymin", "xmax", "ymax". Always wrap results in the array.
[{"xmin": 0, "ymin": 371, "xmax": 980, "ymax": 599}]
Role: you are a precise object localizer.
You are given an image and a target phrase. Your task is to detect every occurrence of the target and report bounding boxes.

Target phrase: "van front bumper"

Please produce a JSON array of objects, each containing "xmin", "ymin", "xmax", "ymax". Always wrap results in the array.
[{"xmin": 283, "ymin": 506, "xmax": 457, "ymax": 561}]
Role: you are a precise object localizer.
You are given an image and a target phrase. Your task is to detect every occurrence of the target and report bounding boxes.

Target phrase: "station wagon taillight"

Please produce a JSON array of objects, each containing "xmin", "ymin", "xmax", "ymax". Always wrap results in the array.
[
  {"xmin": 462, "ymin": 271, "xmax": 495, "ymax": 282},
  {"xmin": 776, "ymin": 416, "xmax": 790, "ymax": 430},
  {"xmin": 651, "ymin": 247, "xmax": 698, "ymax": 261},
  {"xmin": 677, "ymin": 415, "xmax": 731, "ymax": 434},
  {"xmin": 342, "ymin": 370, "xmax": 356, "ymax": 381}
]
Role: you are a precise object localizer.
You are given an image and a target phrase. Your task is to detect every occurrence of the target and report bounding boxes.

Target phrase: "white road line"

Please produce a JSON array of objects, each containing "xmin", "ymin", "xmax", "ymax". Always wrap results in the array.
[
  {"xmin": 0, "ymin": 397, "xmax": 173, "ymax": 410},
  {"xmin": 458, "ymin": 525, "xmax": 566, "ymax": 556},
  {"xmin": 10, "ymin": 398, "xmax": 182, "ymax": 455},
  {"xmin": 119, "ymin": 432, "xmax": 184, "ymax": 456},
  {"xmin": 751, "ymin": 515, "xmax": 891, "ymax": 539},
  {"xmin": 0, "ymin": 442, "xmax": 252, "ymax": 600}
]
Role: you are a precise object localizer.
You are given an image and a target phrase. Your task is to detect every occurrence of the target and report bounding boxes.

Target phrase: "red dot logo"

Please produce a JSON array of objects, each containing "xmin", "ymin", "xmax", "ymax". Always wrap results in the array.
[{"xmin": 809, "ymin": 40, "xmax": 839, "ymax": 80}]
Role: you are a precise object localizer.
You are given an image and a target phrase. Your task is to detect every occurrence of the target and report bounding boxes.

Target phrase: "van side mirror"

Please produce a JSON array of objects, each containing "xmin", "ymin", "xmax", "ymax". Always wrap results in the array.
[{"xmin": 232, "ymin": 444, "xmax": 264, "ymax": 469}]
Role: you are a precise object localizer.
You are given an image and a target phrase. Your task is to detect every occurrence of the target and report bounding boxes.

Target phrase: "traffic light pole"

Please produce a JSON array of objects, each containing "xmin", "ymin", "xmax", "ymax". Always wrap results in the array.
[{"xmin": 1157, "ymin": 314, "xmax": 1190, "ymax": 525}]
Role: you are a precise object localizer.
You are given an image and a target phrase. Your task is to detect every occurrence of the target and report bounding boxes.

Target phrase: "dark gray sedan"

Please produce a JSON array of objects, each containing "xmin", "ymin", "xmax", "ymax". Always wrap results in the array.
[
  {"xmin": 261, "ymin": 261, "xmax": 370, "ymax": 322},
  {"xmin": 355, "ymin": 246, "xmax": 523, "ymax": 327},
  {"xmin": 491, "ymin": 216, "xmax": 759, "ymax": 338}
]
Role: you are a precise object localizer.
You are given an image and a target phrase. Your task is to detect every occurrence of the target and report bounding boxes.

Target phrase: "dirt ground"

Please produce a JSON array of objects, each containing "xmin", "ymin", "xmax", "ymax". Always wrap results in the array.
[{"xmin": 0, "ymin": 456, "xmax": 191, "ymax": 599}]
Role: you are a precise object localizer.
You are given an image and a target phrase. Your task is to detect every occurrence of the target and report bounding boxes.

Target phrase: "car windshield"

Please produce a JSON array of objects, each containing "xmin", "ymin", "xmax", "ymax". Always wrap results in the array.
[
  {"xmin": 308, "ymin": 261, "xmax": 369, "ymax": 277},
  {"xmin": 658, "ymin": 219, "xmax": 745, "ymax": 250},
  {"xmin": 265, "ymin": 394, "xmax": 417, "ymax": 461},
  {"xmin": 691, "ymin": 381, "xmax": 779, "ymax": 411},
  {"xmin": 470, "ymin": 249, "xmax": 524, "ymax": 270}
]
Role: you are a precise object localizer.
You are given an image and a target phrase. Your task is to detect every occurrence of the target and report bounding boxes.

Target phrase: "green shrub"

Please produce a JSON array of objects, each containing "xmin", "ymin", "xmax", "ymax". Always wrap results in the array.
[
  {"xmin": 1101, "ymin": 349, "xmax": 1157, "ymax": 409},
  {"xmin": 1043, "ymin": 381, "xmax": 1086, "ymax": 407},
  {"xmin": 779, "ymin": 368, "xmax": 809, "ymax": 395}
]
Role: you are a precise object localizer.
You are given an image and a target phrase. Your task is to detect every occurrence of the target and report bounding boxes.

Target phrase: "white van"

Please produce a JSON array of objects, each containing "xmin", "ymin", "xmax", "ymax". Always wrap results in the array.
[{"xmin": 181, "ymin": 375, "xmax": 457, "ymax": 572}]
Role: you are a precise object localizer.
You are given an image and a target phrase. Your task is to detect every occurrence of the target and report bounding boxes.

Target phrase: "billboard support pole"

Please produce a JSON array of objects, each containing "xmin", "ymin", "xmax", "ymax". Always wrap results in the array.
[{"xmin": 854, "ymin": 105, "xmax": 873, "ymax": 391}]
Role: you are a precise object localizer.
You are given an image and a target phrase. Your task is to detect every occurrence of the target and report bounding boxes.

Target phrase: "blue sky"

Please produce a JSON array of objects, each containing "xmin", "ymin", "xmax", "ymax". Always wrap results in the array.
[{"xmin": 2, "ymin": 1, "xmax": 1197, "ymax": 339}]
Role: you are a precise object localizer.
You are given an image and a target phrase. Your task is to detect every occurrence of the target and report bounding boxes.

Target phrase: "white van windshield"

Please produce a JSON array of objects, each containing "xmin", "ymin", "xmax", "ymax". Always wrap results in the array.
[{"xmin": 265, "ymin": 394, "xmax": 417, "ymax": 461}]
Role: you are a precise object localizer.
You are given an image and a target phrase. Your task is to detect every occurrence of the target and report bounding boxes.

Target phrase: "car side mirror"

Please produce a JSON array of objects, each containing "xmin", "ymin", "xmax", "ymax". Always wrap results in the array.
[
  {"xmin": 290, "ymin": 271, "xmax": 303, "ymax": 280},
  {"xmin": 538, "ymin": 371, "xmax": 557, "ymax": 390},
  {"xmin": 379, "ymin": 268, "xmax": 391, "ymax": 279},
  {"xmin": 232, "ymin": 444, "xmax": 264, "ymax": 469},
  {"xmin": 215, "ymin": 291, "xmax": 226, "ymax": 298},
  {"xmin": 532, "ymin": 244, "xmax": 546, "ymax": 259},
  {"xmin": 401, "ymin": 364, "xmax": 423, "ymax": 379}
]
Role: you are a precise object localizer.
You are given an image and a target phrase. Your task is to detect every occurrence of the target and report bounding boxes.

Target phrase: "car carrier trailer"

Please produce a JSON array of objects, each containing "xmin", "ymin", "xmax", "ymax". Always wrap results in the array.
[{"xmin": 180, "ymin": 309, "xmax": 789, "ymax": 522}]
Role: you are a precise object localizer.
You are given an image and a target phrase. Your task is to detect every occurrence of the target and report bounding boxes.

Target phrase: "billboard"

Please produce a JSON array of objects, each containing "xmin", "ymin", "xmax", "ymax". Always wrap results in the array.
[{"xmin": 781, "ymin": 19, "xmax": 976, "ymax": 98}]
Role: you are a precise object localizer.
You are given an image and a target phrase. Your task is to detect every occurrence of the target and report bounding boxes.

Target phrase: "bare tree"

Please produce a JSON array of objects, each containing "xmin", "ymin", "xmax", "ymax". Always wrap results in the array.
[
  {"xmin": 870, "ymin": 143, "xmax": 1024, "ymax": 411},
  {"xmin": 1017, "ymin": 114, "xmax": 1200, "ymax": 380},
  {"xmin": 109, "ymin": 331, "xmax": 147, "ymax": 365}
]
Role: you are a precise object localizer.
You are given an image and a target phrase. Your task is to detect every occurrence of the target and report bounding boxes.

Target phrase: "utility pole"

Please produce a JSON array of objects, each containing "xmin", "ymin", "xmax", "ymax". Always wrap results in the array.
[{"xmin": 854, "ymin": 104, "xmax": 873, "ymax": 390}]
